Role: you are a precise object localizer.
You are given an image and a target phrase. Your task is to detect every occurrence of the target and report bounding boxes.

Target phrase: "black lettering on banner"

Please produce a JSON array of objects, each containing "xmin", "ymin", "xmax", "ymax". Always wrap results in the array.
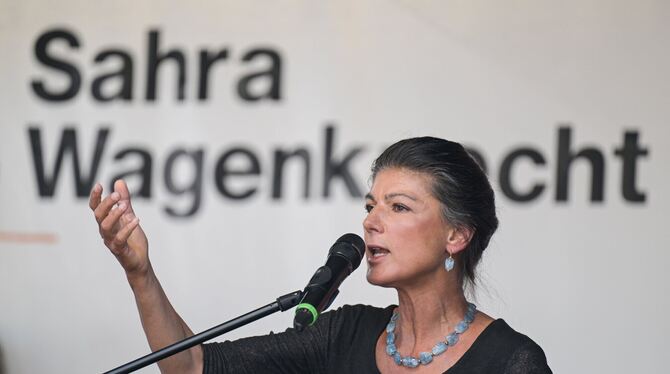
[
  {"xmin": 30, "ymin": 28, "xmax": 285, "ymax": 103},
  {"xmin": 322, "ymin": 125, "xmax": 363, "ymax": 198},
  {"xmin": 556, "ymin": 126, "xmax": 605, "ymax": 202},
  {"xmin": 214, "ymin": 148, "xmax": 261, "ymax": 199},
  {"xmin": 110, "ymin": 148, "xmax": 153, "ymax": 197},
  {"xmin": 614, "ymin": 131, "xmax": 649, "ymax": 202},
  {"xmin": 499, "ymin": 148, "xmax": 546, "ymax": 202},
  {"xmin": 22, "ymin": 124, "xmax": 649, "ymax": 215},
  {"xmin": 28, "ymin": 126, "xmax": 108, "ymax": 196},
  {"xmin": 92, "ymin": 50, "xmax": 133, "ymax": 101},
  {"xmin": 198, "ymin": 49, "xmax": 229, "ymax": 100},
  {"xmin": 237, "ymin": 49, "xmax": 282, "ymax": 101},
  {"xmin": 164, "ymin": 149, "xmax": 204, "ymax": 217},
  {"xmin": 272, "ymin": 148, "xmax": 311, "ymax": 199},
  {"xmin": 146, "ymin": 29, "xmax": 186, "ymax": 101},
  {"xmin": 31, "ymin": 29, "xmax": 81, "ymax": 101}
]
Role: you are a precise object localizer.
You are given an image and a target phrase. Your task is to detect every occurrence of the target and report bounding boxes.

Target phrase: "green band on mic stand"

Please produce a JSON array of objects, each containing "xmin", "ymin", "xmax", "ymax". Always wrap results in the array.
[{"xmin": 296, "ymin": 303, "xmax": 318, "ymax": 325}]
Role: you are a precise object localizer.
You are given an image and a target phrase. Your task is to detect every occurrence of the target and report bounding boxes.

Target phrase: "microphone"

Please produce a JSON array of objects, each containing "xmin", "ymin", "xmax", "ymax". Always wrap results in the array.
[{"xmin": 293, "ymin": 233, "xmax": 365, "ymax": 331}]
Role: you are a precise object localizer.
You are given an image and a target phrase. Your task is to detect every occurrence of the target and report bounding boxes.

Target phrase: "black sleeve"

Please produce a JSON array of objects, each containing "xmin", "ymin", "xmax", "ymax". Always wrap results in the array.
[
  {"xmin": 503, "ymin": 341, "xmax": 553, "ymax": 374},
  {"xmin": 201, "ymin": 304, "xmax": 391, "ymax": 374},
  {"xmin": 201, "ymin": 314, "xmax": 332, "ymax": 374}
]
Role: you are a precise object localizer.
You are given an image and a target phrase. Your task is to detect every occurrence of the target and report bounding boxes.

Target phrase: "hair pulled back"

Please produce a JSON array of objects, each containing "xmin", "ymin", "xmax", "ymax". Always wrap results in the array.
[{"xmin": 371, "ymin": 137, "xmax": 498, "ymax": 287}]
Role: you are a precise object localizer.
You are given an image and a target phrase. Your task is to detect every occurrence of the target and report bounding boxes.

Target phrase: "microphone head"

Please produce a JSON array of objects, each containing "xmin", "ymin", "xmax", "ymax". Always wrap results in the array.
[{"xmin": 329, "ymin": 233, "xmax": 365, "ymax": 270}]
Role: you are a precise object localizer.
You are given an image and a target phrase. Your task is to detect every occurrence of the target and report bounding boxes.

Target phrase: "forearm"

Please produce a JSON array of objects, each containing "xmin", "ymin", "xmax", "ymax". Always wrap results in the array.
[{"xmin": 128, "ymin": 264, "xmax": 203, "ymax": 374}]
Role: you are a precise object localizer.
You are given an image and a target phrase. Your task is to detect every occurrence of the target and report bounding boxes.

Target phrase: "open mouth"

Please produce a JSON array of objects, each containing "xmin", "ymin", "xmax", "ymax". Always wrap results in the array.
[{"xmin": 368, "ymin": 246, "xmax": 390, "ymax": 259}]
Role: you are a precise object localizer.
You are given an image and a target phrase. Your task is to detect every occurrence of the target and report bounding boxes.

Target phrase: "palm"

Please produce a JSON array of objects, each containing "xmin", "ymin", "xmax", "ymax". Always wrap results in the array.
[{"xmin": 115, "ymin": 213, "xmax": 149, "ymax": 273}]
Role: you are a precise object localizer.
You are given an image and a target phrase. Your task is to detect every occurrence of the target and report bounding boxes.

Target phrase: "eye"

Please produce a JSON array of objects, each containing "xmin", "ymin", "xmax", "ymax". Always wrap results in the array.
[
  {"xmin": 365, "ymin": 203, "xmax": 374, "ymax": 213},
  {"xmin": 392, "ymin": 203, "xmax": 409, "ymax": 212}
]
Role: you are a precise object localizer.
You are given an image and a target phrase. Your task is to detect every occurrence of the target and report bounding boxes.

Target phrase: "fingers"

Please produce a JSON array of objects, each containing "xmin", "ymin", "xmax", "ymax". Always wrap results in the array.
[
  {"xmin": 112, "ymin": 217, "xmax": 140, "ymax": 250},
  {"xmin": 100, "ymin": 201, "xmax": 129, "ymax": 234},
  {"xmin": 114, "ymin": 179, "xmax": 134, "ymax": 212},
  {"xmin": 93, "ymin": 191, "xmax": 121, "ymax": 224},
  {"xmin": 89, "ymin": 183, "xmax": 102, "ymax": 210}
]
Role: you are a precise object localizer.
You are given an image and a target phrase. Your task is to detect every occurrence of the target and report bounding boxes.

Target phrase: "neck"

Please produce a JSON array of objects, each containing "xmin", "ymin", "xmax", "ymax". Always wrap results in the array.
[{"xmin": 393, "ymin": 278, "xmax": 468, "ymax": 354}]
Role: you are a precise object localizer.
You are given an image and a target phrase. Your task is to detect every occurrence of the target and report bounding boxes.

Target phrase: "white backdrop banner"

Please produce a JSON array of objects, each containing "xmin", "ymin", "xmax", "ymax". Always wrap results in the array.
[{"xmin": 1, "ymin": 1, "xmax": 668, "ymax": 373}]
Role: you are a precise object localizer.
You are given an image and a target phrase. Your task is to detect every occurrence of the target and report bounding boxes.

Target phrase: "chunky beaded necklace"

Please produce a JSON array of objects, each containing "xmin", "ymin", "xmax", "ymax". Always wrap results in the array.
[{"xmin": 385, "ymin": 302, "xmax": 477, "ymax": 368}]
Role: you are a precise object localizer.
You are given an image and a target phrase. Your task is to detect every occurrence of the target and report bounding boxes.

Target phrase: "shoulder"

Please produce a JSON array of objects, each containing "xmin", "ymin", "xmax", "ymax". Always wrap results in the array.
[
  {"xmin": 484, "ymin": 319, "xmax": 538, "ymax": 346},
  {"xmin": 324, "ymin": 304, "xmax": 394, "ymax": 320},
  {"xmin": 465, "ymin": 319, "xmax": 552, "ymax": 374},
  {"xmin": 318, "ymin": 304, "xmax": 394, "ymax": 334},
  {"xmin": 503, "ymin": 339, "xmax": 552, "ymax": 374},
  {"xmin": 490, "ymin": 320, "xmax": 552, "ymax": 373}
]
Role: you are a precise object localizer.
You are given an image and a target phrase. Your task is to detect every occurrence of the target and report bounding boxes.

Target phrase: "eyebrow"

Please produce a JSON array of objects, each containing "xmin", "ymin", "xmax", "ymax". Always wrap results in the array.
[{"xmin": 365, "ymin": 192, "xmax": 418, "ymax": 202}]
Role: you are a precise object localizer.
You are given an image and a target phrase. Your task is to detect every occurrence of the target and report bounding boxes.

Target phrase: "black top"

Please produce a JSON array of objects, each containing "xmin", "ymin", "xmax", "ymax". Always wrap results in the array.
[{"xmin": 203, "ymin": 304, "xmax": 552, "ymax": 374}]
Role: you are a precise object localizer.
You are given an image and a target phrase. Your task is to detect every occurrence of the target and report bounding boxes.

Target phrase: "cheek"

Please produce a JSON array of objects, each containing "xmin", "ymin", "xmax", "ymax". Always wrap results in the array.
[
  {"xmin": 392, "ymin": 215, "xmax": 443, "ymax": 240},
  {"xmin": 385, "ymin": 221, "xmax": 421, "ymax": 251},
  {"xmin": 394, "ymin": 218, "xmax": 446, "ymax": 256}
]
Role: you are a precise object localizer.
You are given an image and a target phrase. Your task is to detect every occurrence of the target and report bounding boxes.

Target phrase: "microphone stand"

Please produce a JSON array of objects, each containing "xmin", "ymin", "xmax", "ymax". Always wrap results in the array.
[{"xmin": 103, "ymin": 290, "xmax": 303, "ymax": 374}]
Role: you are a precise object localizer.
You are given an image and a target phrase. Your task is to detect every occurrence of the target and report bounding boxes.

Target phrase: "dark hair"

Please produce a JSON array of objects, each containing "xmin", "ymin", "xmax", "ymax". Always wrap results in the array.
[{"xmin": 371, "ymin": 137, "xmax": 498, "ymax": 287}]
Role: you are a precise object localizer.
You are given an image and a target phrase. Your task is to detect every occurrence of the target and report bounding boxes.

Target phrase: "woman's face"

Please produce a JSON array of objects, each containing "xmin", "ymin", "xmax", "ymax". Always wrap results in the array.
[{"xmin": 363, "ymin": 167, "xmax": 451, "ymax": 288}]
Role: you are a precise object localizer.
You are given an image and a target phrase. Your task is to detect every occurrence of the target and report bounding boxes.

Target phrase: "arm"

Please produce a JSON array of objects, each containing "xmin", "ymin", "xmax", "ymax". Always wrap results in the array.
[{"xmin": 90, "ymin": 179, "xmax": 203, "ymax": 374}]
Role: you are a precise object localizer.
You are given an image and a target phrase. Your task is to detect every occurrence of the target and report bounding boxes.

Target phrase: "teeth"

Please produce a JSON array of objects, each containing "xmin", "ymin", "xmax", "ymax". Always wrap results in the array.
[{"xmin": 368, "ymin": 247, "xmax": 389, "ymax": 258}]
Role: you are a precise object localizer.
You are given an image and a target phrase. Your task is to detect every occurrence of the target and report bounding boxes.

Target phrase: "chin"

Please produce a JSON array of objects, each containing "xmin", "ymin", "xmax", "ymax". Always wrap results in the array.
[{"xmin": 365, "ymin": 269, "xmax": 397, "ymax": 289}]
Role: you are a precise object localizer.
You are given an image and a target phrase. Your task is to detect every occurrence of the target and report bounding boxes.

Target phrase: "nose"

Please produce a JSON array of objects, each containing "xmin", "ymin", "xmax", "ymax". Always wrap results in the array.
[{"xmin": 363, "ymin": 208, "xmax": 383, "ymax": 234}]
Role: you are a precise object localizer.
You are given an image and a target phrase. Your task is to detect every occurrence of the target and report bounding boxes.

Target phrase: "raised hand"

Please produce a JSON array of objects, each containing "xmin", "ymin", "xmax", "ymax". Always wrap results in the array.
[
  {"xmin": 90, "ymin": 180, "xmax": 202, "ymax": 373},
  {"xmin": 90, "ymin": 179, "xmax": 150, "ymax": 279}
]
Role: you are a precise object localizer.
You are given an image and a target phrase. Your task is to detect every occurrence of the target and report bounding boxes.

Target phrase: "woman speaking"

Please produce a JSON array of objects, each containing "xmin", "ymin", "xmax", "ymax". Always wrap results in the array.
[{"xmin": 90, "ymin": 137, "xmax": 552, "ymax": 373}]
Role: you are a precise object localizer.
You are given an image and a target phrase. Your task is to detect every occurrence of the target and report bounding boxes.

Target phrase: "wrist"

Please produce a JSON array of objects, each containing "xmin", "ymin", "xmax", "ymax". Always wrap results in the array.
[{"xmin": 126, "ymin": 262, "xmax": 154, "ymax": 291}]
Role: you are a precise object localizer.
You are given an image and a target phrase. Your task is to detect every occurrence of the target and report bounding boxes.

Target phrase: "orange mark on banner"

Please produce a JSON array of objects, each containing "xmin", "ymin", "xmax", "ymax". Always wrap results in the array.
[{"xmin": 0, "ymin": 231, "xmax": 58, "ymax": 244}]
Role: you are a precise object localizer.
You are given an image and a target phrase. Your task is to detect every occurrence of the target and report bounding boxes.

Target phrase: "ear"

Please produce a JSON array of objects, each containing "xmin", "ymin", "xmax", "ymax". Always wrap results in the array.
[{"xmin": 445, "ymin": 226, "xmax": 473, "ymax": 255}]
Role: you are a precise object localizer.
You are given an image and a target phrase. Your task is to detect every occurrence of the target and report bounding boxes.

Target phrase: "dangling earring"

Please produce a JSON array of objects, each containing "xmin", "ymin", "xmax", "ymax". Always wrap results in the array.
[{"xmin": 445, "ymin": 252, "xmax": 455, "ymax": 272}]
